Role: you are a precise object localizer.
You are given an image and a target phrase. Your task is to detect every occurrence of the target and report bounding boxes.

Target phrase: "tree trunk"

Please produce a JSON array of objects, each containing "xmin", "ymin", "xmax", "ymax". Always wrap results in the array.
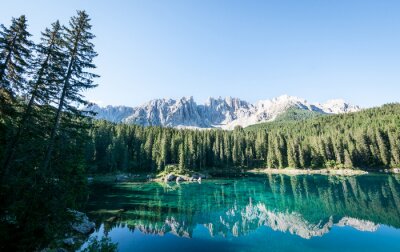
[
  {"xmin": 41, "ymin": 29, "xmax": 80, "ymax": 172},
  {"xmin": 41, "ymin": 58, "xmax": 73, "ymax": 172}
]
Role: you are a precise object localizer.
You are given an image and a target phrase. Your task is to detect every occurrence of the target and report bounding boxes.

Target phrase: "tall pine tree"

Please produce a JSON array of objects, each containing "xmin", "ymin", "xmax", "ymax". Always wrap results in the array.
[
  {"xmin": 0, "ymin": 15, "xmax": 33, "ymax": 97},
  {"xmin": 42, "ymin": 11, "xmax": 98, "ymax": 171},
  {"xmin": 2, "ymin": 21, "xmax": 66, "ymax": 174}
]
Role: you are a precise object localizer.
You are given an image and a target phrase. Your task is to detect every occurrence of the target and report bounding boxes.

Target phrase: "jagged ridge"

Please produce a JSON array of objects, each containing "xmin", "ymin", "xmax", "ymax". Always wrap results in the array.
[{"xmin": 91, "ymin": 95, "xmax": 361, "ymax": 129}]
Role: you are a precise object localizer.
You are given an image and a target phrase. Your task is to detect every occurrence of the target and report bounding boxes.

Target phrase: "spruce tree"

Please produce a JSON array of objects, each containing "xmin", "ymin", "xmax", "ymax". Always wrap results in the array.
[
  {"xmin": 42, "ymin": 11, "xmax": 98, "ymax": 171},
  {"xmin": 2, "ymin": 21, "xmax": 66, "ymax": 174},
  {"xmin": 388, "ymin": 129, "xmax": 400, "ymax": 166},
  {"xmin": 178, "ymin": 142, "xmax": 185, "ymax": 172},
  {"xmin": 0, "ymin": 15, "xmax": 33, "ymax": 96},
  {"xmin": 344, "ymin": 150, "xmax": 353, "ymax": 168},
  {"xmin": 160, "ymin": 132, "xmax": 168, "ymax": 169},
  {"xmin": 287, "ymin": 141, "xmax": 297, "ymax": 168},
  {"xmin": 375, "ymin": 129, "xmax": 390, "ymax": 166}
]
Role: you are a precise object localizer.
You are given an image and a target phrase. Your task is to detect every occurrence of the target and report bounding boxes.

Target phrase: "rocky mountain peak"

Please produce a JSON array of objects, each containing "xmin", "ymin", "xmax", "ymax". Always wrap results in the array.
[{"xmin": 91, "ymin": 95, "xmax": 361, "ymax": 129}]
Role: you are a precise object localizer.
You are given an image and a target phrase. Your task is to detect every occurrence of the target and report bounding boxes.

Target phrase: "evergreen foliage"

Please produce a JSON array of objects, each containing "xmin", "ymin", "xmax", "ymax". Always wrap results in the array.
[
  {"xmin": 273, "ymin": 107, "xmax": 323, "ymax": 122},
  {"xmin": 0, "ymin": 11, "xmax": 98, "ymax": 251},
  {"xmin": 0, "ymin": 8, "xmax": 399, "ymax": 251},
  {"xmin": 0, "ymin": 15, "xmax": 33, "ymax": 95},
  {"xmin": 85, "ymin": 104, "xmax": 400, "ymax": 174}
]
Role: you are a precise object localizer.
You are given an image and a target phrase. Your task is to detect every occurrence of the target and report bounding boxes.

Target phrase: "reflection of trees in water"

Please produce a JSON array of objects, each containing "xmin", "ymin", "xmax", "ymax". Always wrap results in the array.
[{"xmin": 88, "ymin": 175, "xmax": 400, "ymax": 239}]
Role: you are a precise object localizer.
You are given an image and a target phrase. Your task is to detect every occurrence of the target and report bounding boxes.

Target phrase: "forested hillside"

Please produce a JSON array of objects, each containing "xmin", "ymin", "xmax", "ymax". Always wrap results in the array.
[
  {"xmin": 272, "ymin": 107, "xmax": 324, "ymax": 122},
  {"xmin": 86, "ymin": 103, "xmax": 400, "ymax": 174}
]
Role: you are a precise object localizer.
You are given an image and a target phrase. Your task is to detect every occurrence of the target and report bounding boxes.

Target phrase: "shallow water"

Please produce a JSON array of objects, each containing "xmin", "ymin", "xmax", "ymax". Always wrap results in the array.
[{"xmin": 81, "ymin": 174, "xmax": 400, "ymax": 251}]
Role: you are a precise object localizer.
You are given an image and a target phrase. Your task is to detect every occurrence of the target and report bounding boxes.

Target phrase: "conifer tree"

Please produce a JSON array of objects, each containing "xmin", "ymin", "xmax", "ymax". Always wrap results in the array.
[
  {"xmin": 160, "ymin": 132, "xmax": 168, "ymax": 169},
  {"xmin": 0, "ymin": 15, "xmax": 33, "ymax": 96},
  {"xmin": 344, "ymin": 150, "xmax": 353, "ymax": 168},
  {"xmin": 287, "ymin": 141, "xmax": 297, "ymax": 168},
  {"xmin": 42, "ymin": 11, "xmax": 98, "ymax": 171},
  {"xmin": 0, "ymin": 15, "xmax": 34, "ymax": 180},
  {"xmin": 83, "ymin": 103, "xmax": 400, "ymax": 173},
  {"xmin": 375, "ymin": 129, "xmax": 390, "ymax": 166},
  {"xmin": 178, "ymin": 142, "xmax": 186, "ymax": 172},
  {"xmin": 388, "ymin": 129, "xmax": 400, "ymax": 166},
  {"xmin": 2, "ymin": 21, "xmax": 66, "ymax": 174}
]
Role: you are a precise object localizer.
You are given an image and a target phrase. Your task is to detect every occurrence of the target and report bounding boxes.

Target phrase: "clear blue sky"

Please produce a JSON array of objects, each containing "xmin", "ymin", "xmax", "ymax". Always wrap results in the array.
[{"xmin": 1, "ymin": 0, "xmax": 400, "ymax": 107}]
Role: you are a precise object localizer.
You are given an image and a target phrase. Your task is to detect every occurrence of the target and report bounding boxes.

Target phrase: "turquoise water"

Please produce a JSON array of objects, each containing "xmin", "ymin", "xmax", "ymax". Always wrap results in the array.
[{"xmin": 81, "ymin": 174, "xmax": 400, "ymax": 251}]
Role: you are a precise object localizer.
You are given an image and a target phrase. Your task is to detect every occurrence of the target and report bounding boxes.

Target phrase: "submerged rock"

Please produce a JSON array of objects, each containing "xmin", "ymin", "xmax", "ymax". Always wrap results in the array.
[
  {"xmin": 68, "ymin": 210, "xmax": 95, "ymax": 234},
  {"xmin": 41, "ymin": 248, "xmax": 68, "ymax": 252},
  {"xmin": 115, "ymin": 174, "xmax": 129, "ymax": 182},
  {"xmin": 63, "ymin": 237, "xmax": 75, "ymax": 246}
]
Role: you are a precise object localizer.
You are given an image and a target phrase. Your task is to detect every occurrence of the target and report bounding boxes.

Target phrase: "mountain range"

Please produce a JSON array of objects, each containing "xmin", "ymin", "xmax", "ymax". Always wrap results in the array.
[{"xmin": 91, "ymin": 95, "xmax": 361, "ymax": 129}]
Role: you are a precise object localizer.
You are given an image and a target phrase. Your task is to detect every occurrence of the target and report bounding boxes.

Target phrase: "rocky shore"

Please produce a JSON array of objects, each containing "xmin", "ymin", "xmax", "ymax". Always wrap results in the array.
[
  {"xmin": 153, "ymin": 172, "xmax": 209, "ymax": 183},
  {"xmin": 41, "ymin": 210, "xmax": 96, "ymax": 252},
  {"xmin": 249, "ymin": 168, "xmax": 369, "ymax": 176}
]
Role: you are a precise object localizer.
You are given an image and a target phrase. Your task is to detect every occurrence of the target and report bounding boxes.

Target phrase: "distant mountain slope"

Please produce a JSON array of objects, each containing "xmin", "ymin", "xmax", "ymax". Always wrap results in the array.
[
  {"xmin": 90, "ymin": 105, "xmax": 134, "ymax": 123},
  {"xmin": 91, "ymin": 95, "xmax": 361, "ymax": 129},
  {"xmin": 273, "ymin": 107, "xmax": 324, "ymax": 123}
]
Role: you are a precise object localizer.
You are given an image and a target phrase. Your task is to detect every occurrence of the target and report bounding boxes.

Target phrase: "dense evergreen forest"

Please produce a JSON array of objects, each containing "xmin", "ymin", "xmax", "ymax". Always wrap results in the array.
[
  {"xmin": 0, "ymin": 11, "xmax": 98, "ymax": 250},
  {"xmin": 0, "ymin": 8, "xmax": 400, "ymax": 252},
  {"xmin": 86, "ymin": 103, "xmax": 400, "ymax": 174}
]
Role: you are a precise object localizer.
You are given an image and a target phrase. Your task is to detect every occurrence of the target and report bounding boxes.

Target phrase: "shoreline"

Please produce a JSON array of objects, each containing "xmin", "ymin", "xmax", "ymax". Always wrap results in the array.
[
  {"xmin": 88, "ymin": 167, "xmax": 400, "ymax": 184},
  {"xmin": 248, "ymin": 168, "xmax": 369, "ymax": 176}
]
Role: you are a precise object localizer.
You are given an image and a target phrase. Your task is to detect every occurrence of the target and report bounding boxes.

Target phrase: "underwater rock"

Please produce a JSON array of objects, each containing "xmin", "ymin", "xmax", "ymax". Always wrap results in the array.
[
  {"xmin": 63, "ymin": 237, "xmax": 75, "ymax": 246},
  {"xmin": 69, "ymin": 210, "xmax": 95, "ymax": 234}
]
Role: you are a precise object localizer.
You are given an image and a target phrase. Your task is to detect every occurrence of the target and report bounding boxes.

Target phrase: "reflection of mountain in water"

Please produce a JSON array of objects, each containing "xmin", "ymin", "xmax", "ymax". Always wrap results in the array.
[
  {"xmin": 88, "ymin": 174, "xmax": 400, "ymax": 239},
  {"xmin": 219, "ymin": 201, "xmax": 379, "ymax": 239}
]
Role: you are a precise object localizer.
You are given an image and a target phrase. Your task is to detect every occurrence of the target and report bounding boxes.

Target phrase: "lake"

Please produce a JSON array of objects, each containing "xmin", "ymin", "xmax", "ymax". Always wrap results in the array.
[{"xmin": 80, "ymin": 174, "xmax": 400, "ymax": 251}]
